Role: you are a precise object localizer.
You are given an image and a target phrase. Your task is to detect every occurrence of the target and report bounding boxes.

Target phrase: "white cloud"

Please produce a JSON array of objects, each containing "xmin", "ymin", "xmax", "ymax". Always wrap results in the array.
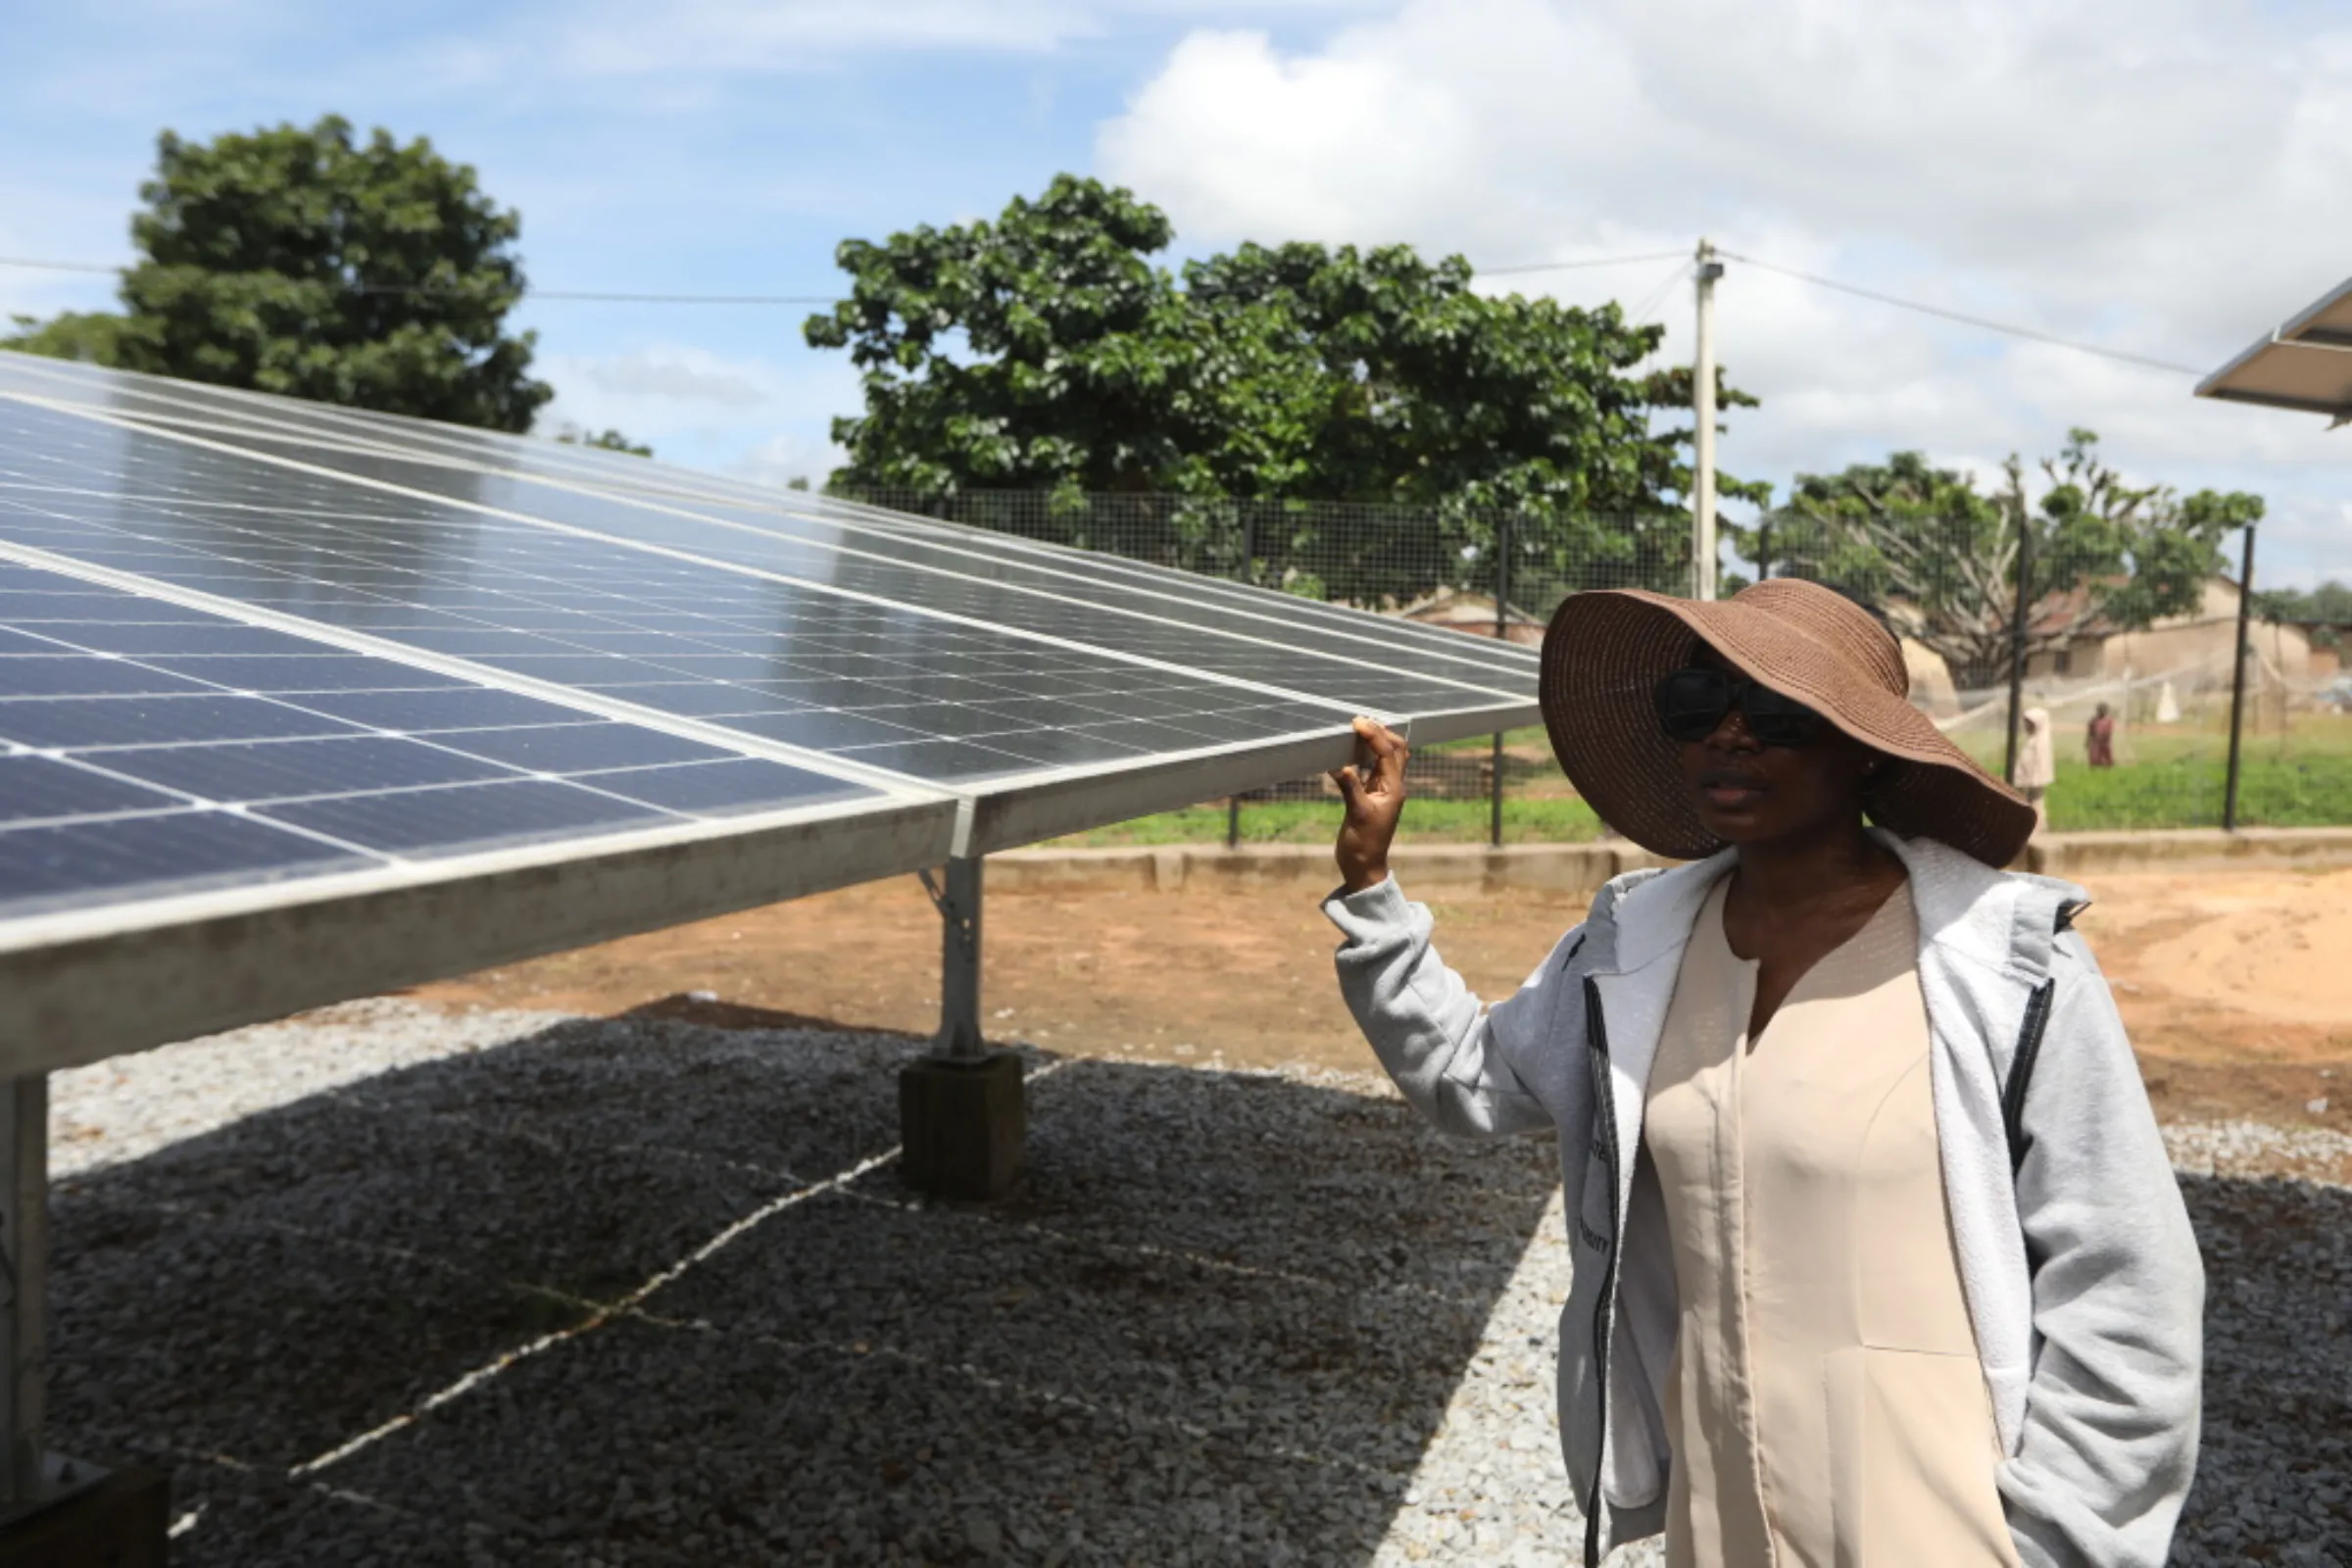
[
  {"xmin": 736, "ymin": 430, "xmax": 842, "ymax": 489},
  {"xmin": 574, "ymin": 346, "xmax": 774, "ymax": 407},
  {"xmin": 538, "ymin": 342, "xmax": 783, "ymax": 426},
  {"xmin": 1098, "ymin": 0, "xmax": 2352, "ymax": 579},
  {"xmin": 536, "ymin": 339, "xmax": 859, "ymax": 485}
]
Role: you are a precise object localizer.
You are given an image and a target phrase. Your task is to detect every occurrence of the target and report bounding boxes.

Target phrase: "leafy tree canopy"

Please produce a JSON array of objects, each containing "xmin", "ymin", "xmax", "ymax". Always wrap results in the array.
[
  {"xmin": 1739, "ymin": 431, "xmax": 2262, "ymax": 687},
  {"xmin": 2255, "ymin": 580, "xmax": 2352, "ymax": 624},
  {"xmin": 806, "ymin": 175, "xmax": 1756, "ymax": 600},
  {"xmin": 2257, "ymin": 579, "xmax": 2352, "ymax": 651},
  {"xmin": 2, "ymin": 311, "xmax": 133, "ymax": 363},
  {"xmin": 5, "ymin": 116, "xmax": 551, "ymax": 431}
]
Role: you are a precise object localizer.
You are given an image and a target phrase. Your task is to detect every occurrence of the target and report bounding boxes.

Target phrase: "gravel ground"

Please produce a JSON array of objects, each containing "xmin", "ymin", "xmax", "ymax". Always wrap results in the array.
[{"xmin": 43, "ymin": 1003, "xmax": 2351, "ymax": 1565}]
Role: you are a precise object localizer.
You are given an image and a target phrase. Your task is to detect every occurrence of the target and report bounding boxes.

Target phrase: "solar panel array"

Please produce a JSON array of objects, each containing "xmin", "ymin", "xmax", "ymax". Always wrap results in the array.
[{"xmin": 0, "ymin": 350, "xmax": 1539, "ymax": 951}]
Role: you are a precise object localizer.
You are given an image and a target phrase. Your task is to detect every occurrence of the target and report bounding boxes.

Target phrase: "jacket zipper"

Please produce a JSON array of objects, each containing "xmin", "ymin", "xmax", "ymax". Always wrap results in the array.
[
  {"xmin": 2001, "ymin": 900, "xmax": 2082, "ymax": 1176},
  {"xmin": 2001, "ymin": 979, "xmax": 2056, "ymax": 1175},
  {"xmin": 1581, "ymin": 975, "xmax": 1621, "ymax": 1568},
  {"xmin": 1568, "ymin": 894, "xmax": 2078, "ymax": 1564}
]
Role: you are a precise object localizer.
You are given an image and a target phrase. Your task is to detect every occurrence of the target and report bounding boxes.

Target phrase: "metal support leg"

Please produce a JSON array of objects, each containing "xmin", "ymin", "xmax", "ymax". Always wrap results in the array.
[
  {"xmin": 0, "ymin": 1075, "xmax": 170, "ymax": 1556},
  {"xmin": 0, "ymin": 1074, "xmax": 45, "ymax": 1515},
  {"xmin": 918, "ymin": 857, "xmax": 985, "ymax": 1060},
  {"xmin": 903, "ymin": 859, "xmax": 1024, "ymax": 1200}
]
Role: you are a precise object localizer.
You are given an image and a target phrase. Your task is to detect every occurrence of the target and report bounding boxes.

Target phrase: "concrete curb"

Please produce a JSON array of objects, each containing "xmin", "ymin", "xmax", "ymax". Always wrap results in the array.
[{"xmin": 985, "ymin": 828, "xmax": 2352, "ymax": 895}]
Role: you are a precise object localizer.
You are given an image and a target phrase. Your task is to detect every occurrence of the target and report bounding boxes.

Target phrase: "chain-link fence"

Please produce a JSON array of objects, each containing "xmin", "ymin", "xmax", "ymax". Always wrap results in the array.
[{"xmin": 848, "ymin": 489, "xmax": 2340, "ymax": 844}]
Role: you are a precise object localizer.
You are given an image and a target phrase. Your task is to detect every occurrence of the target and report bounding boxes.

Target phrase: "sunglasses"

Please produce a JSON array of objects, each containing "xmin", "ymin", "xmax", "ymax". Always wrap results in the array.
[{"xmin": 1653, "ymin": 667, "xmax": 1826, "ymax": 748}]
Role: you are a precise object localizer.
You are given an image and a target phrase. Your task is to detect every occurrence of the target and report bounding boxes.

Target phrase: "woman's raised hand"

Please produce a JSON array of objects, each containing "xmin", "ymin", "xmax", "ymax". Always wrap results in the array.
[{"xmin": 1331, "ymin": 714, "xmax": 1409, "ymax": 893}]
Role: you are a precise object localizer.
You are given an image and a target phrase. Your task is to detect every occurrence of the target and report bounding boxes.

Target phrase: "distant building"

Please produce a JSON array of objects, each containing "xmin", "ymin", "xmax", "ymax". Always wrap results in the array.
[
  {"xmin": 1900, "ymin": 638, "xmax": 1962, "ymax": 716},
  {"xmin": 1394, "ymin": 586, "xmax": 1546, "ymax": 647},
  {"xmin": 2023, "ymin": 575, "xmax": 2310, "ymax": 685}
]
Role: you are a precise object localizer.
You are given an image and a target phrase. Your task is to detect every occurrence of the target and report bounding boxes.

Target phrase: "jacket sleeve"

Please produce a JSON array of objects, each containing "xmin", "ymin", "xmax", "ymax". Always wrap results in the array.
[
  {"xmin": 1998, "ymin": 929, "xmax": 2205, "ymax": 1568},
  {"xmin": 1322, "ymin": 874, "xmax": 1585, "ymax": 1142}
]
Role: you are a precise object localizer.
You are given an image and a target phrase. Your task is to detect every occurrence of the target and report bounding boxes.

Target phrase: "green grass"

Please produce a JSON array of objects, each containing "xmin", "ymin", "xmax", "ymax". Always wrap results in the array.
[
  {"xmin": 1047, "ymin": 795, "xmax": 1605, "ymax": 848},
  {"xmin": 2048, "ymin": 749, "xmax": 2352, "ymax": 830},
  {"xmin": 1423, "ymin": 723, "xmax": 1549, "ymax": 754}
]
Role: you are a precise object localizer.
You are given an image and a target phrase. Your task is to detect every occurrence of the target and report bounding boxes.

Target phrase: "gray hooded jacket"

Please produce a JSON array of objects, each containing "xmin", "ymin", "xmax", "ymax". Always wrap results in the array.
[{"xmin": 1324, "ymin": 831, "xmax": 2203, "ymax": 1568}]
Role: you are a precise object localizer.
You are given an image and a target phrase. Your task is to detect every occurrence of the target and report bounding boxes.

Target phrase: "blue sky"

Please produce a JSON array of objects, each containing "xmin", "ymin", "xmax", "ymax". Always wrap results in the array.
[{"xmin": 8, "ymin": 0, "xmax": 2352, "ymax": 585}]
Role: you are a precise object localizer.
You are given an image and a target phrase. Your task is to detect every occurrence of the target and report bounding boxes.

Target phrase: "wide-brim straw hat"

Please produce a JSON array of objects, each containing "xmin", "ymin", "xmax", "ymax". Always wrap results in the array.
[{"xmin": 1539, "ymin": 578, "xmax": 2035, "ymax": 867}]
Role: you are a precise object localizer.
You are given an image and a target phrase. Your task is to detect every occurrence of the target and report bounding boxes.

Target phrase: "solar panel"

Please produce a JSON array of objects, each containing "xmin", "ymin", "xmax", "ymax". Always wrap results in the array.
[
  {"xmin": 0, "ymin": 349, "xmax": 1538, "ymax": 1071},
  {"xmin": 2, "ymin": 351, "xmax": 1542, "ymax": 686},
  {"xmin": 0, "ymin": 559, "xmax": 900, "ymax": 920},
  {"xmin": 0, "ymin": 398, "xmax": 1524, "ymax": 770}
]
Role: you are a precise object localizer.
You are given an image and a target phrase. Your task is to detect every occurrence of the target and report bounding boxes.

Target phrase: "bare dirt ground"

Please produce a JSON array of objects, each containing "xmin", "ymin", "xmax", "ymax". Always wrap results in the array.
[{"xmin": 406, "ymin": 861, "xmax": 2351, "ymax": 1148}]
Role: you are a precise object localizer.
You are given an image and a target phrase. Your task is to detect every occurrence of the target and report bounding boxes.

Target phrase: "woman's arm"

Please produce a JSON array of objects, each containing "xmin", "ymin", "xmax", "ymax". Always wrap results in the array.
[
  {"xmin": 1327, "ymin": 877, "xmax": 1583, "ymax": 1140},
  {"xmin": 1998, "ymin": 930, "xmax": 2205, "ymax": 1568},
  {"xmin": 1323, "ymin": 716, "xmax": 1585, "ymax": 1141}
]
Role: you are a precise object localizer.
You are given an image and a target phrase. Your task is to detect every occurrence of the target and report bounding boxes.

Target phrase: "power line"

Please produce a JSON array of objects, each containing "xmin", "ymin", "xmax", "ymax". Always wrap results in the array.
[
  {"xmin": 1716, "ymin": 249, "xmax": 2204, "ymax": 376},
  {"xmin": 1477, "ymin": 248, "xmax": 1689, "ymax": 277},
  {"xmin": 0, "ymin": 257, "xmax": 117, "ymax": 276},
  {"xmin": 1, "ymin": 246, "xmax": 2216, "ymax": 376},
  {"xmin": 1627, "ymin": 260, "xmax": 1691, "ymax": 328}
]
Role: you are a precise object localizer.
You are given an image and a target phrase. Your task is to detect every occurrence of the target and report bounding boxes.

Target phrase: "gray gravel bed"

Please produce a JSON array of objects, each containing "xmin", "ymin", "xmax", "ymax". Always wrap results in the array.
[{"xmin": 45, "ymin": 1004, "xmax": 2348, "ymax": 1564}]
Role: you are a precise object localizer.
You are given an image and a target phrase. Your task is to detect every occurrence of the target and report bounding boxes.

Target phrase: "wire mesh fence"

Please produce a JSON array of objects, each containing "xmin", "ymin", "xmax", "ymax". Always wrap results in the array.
[{"xmin": 845, "ymin": 489, "xmax": 2345, "ymax": 843}]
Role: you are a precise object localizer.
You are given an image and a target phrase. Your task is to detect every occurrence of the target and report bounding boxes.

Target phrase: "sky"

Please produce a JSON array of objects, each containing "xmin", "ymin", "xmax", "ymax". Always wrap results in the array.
[{"xmin": 6, "ymin": 0, "xmax": 2351, "ymax": 585}]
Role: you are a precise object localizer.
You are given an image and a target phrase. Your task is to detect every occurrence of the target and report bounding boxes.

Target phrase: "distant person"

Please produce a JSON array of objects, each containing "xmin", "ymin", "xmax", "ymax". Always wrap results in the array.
[
  {"xmin": 1325, "ymin": 579, "xmax": 2202, "ymax": 1567},
  {"xmin": 2086, "ymin": 702, "xmax": 2118, "ymax": 767},
  {"xmin": 2016, "ymin": 705, "xmax": 2057, "ymax": 830}
]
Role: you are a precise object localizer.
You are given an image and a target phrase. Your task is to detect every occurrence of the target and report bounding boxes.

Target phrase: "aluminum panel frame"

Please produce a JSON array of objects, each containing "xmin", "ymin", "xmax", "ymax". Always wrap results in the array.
[
  {"xmin": 0, "ymin": 794, "xmax": 956, "ymax": 1076},
  {"xmin": 961, "ymin": 697, "xmax": 1539, "ymax": 855}
]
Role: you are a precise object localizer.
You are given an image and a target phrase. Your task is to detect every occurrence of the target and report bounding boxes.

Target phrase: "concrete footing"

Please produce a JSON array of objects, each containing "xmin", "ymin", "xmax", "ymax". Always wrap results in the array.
[
  {"xmin": 898, "ymin": 1051, "xmax": 1026, "ymax": 1201},
  {"xmin": 0, "ymin": 1465, "xmax": 168, "ymax": 1568}
]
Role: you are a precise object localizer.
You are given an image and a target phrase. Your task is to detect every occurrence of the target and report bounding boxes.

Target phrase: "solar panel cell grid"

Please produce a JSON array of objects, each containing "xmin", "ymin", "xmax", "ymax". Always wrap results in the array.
[
  {"xmin": 0, "ymin": 753, "xmax": 182, "ymax": 820},
  {"xmin": 196, "ymin": 435, "xmax": 1515, "ymax": 708},
  {"xmin": 0, "ymin": 411, "xmax": 1435, "ymax": 786},
  {"xmin": 0, "ymin": 810, "xmax": 368, "ymax": 905},
  {"xmin": 2, "ymin": 351, "xmax": 1541, "ymax": 688},
  {"xmin": 259, "ymin": 778, "xmax": 668, "ymax": 857},
  {"xmin": 3, "ymin": 403, "xmax": 1518, "ymax": 712},
  {"xmin": 0, "ymin": 562, "xmax": 885, "ymax": 919},
  {"xmin": 0, "ymin": 353, "xmax": 1542, "ymax": 1072}
]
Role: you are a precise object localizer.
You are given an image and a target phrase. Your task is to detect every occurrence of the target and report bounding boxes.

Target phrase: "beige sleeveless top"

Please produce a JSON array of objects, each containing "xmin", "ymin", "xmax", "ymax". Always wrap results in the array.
[{"xmin": 1642, "ymin": 877, "xmax": 2017, "ymax": 1568}]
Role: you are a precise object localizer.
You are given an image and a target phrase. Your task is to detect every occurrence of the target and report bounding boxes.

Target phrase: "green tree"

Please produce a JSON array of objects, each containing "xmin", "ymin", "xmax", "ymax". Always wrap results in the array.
[
  {"xmin": 1, "ymin": 311, "xmax": 132, "ymax": 362},
  {"xmin": 2255, "ymin": 580, "xmax": 2352, "ymax": 651},
  {"xmin": 805, "ymin": 174, "xmax": 1756, "ymax": 602},
  {"xmin": 1739, "ymin": 432, "xmax": 2260, "ymax": 687},
  {"xmin": 554, "ymin": 423, "xmax": 652, "ymax": 458},
  {"xmin": 5, "ymin": 116, "xmax": 551, "ymax": 431}
]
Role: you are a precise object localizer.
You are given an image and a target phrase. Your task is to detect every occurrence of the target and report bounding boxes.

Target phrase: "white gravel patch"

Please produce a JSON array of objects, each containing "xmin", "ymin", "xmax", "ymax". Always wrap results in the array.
[
  {"xmin": 36, "ymin": 1002, "xmax": 2347, "ymax": 1564},
  {"xmin": 2161, "ymin": 1117, "xmax": 2352, "ymax": 1188},
  {"xmin": 51, "ymin": 999, "xmax": 568, "ymax": 1178}
]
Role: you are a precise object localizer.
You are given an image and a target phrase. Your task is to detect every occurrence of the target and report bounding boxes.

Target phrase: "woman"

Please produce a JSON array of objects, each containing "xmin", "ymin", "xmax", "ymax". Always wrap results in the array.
[
  {"xmin": 1324, "ymin": 580, "xmax": 2201, "ymax": 1568},
  {"xmin": 2086, "ymin": 703, "xmax": 2118, "ymax": 768},
  {"xmin": 2016, "ymin": 705, "xmax": 2057, "ymax": 830}
]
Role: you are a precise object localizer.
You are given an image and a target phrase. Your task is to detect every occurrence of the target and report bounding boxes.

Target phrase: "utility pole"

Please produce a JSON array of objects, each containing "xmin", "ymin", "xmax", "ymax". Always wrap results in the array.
[
  {"xmin": 2003, "ymin": 493, "xmax": 2033, "ymax": 786},
  {"xmin": 1692, "ymin": 238, "xmax": 1724, "ymax": 601},
  {"xmin": 2224, "ymin": 522, "xmax": 2257, "ymax": 831}
]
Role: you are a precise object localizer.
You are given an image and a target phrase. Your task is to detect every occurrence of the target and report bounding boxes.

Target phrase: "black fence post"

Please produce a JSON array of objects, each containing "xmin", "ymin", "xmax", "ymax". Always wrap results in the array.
[
  {"xmin": 1227, "ymin": 510, "xmax": 1256, "ymax": 851},
  {"xmin": 1491, "ymin": 513, "xmax": 1512, "ymax": 849},
  {"xmin": 2224, "ymin": 522, "xmax": 2258, "ymax": 832},
  {"xmin": 2003, "ymin": 502, "xmax": 2032, "ymax": 786}
]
